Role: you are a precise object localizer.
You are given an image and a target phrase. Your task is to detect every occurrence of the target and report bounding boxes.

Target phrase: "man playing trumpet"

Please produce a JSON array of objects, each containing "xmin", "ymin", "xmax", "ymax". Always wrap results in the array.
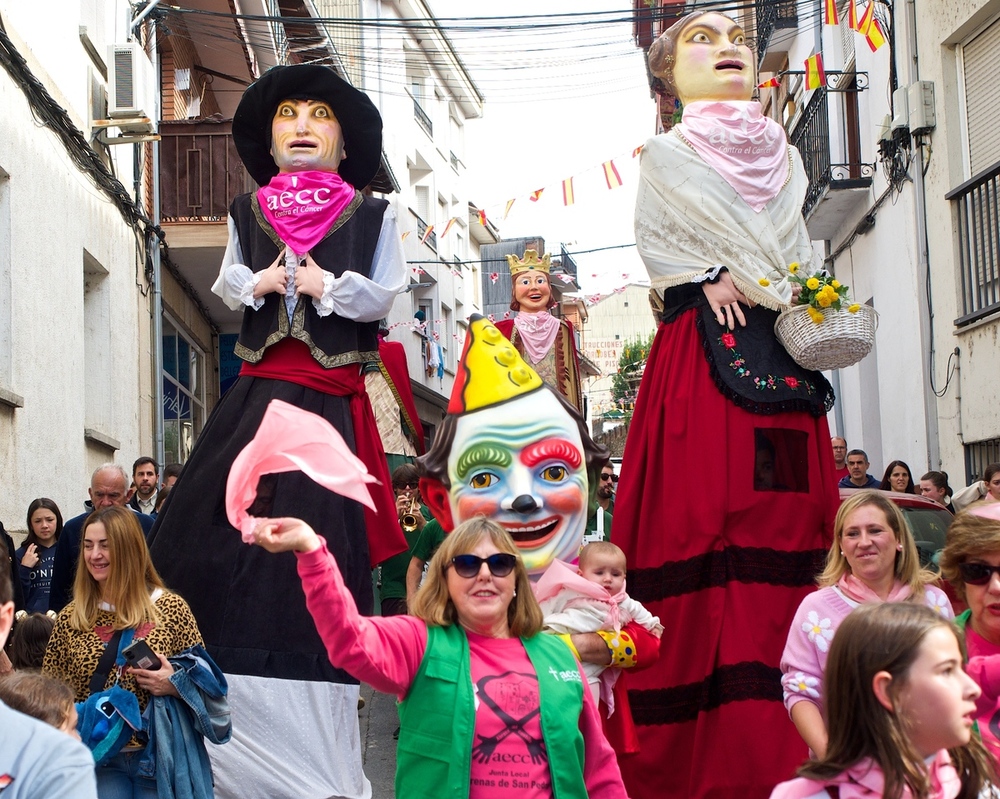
[{"xmin": 377, "ymin": 464, "xmax": 429, "ymax": 617}]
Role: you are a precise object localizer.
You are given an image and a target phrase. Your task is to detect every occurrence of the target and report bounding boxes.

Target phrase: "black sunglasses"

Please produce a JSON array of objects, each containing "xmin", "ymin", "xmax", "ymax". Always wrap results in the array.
[
  {"xmin": 394, "ymin": 481, "xmax": 419, "ymax": 491},
  {"xmin": 450, "ymin": 553, "xmax": 518, "ymax": 579},
  {"xmin": 600, "ymin": 473, "xmax": 618, "ymax": 483},
  {"xmin": 958, "ymin": 562, "xmax": 1000, "ymax": 586}
]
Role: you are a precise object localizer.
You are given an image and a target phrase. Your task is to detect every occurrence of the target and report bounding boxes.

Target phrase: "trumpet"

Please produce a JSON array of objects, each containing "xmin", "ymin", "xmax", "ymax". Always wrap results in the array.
[{"xmin": 401, "ymin": 494, "xmax": 421, "ymax": 533}]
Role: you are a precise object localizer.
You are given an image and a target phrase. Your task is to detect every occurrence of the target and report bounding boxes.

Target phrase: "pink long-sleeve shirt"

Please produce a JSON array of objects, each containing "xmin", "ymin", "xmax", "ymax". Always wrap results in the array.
[{"xmin": 295, "ymin": 541, "xmax": 628, "ymax": 799}]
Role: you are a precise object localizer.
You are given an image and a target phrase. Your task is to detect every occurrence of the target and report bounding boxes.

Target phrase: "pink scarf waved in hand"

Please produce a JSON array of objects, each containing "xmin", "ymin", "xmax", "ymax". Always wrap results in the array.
[
  {"xmin": 226, "ymin": 399, "xmax": 378, "ymax": 542},
  {"xmin": 257, "ymin": 170, "xmax": 356, "ymax": 257}
]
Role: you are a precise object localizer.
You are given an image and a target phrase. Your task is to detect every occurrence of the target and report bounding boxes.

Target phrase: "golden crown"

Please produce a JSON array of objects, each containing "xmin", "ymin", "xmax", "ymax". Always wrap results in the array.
[{"xmin": 506, "ymin": 249, "xmax": 551, "ymax": 276}]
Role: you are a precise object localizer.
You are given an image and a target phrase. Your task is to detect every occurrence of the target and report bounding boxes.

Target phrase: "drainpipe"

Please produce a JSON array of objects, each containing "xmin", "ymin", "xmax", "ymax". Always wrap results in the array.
[
  {"xmin": 134, "ymin": 2, "xmax": 166, "ymax": 469},
  {"xmin": 904, "ymin": 0, "xmax": 940, "ymax": 469}
]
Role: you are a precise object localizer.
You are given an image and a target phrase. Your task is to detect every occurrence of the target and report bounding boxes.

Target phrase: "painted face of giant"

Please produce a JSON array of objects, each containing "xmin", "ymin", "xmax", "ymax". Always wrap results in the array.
[
  {"xmin": 448, "ymin": 390, "xmax": 588, "ymax": 574},
  {"xmin": 270, "ymin": 99, "xmax": 346, "ymax": 174},
  {"xmin": 672, "ymin": 13, "xmax": 754, "ymax": 105}
]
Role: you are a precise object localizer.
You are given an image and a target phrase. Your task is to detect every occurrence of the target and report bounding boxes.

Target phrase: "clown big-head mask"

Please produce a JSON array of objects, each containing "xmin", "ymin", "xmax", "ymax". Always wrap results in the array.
[{"xmin": 419, "ymin": 316, "xmax": 608, "ymax": 575}]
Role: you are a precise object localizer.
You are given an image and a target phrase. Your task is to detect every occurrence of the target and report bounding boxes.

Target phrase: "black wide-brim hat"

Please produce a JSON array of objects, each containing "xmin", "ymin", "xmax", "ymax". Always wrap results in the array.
[{"xmin": 233, "ymin": 64, "xmax": 383, "ymax": 189}]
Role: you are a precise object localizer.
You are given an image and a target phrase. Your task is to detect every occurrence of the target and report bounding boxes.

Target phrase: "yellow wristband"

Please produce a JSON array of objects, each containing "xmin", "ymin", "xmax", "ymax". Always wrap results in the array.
[
  {"xmin": 554, "ymin": 633, "xmax": 581, "ymax": 660},
  {"xmin": 596, "ymin": 629, "xmax": 637, "ymax": 668}
]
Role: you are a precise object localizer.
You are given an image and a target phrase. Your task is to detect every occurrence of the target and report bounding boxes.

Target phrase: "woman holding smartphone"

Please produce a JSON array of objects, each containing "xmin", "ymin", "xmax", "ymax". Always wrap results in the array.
[{"xmin": 43, "ymin": 506, "xmax": 228, "ymax": 797}]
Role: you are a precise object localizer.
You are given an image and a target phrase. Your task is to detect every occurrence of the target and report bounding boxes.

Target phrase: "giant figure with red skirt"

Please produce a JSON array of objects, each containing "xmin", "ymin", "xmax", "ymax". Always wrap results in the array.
[
  {"xmin": 147, "ymin": 64, "xmax": 407, "ymax": 798},
  {"xmin": 614, "ymin": 12, "xmax": 840, "ymax": 798}
]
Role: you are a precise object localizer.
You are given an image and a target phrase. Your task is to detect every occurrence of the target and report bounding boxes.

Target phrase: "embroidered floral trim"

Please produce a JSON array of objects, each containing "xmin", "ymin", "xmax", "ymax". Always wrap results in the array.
[
  {"xmin": 719, "ymin": 330, "xmax": 817, "ymax": 396},
  {"xmin": 802, "ymin": 610, "xmax": 834, "ymax": 653},
  {"xmin": 786, "ymin": 671, "xmax": 821, "ymax": 699}
]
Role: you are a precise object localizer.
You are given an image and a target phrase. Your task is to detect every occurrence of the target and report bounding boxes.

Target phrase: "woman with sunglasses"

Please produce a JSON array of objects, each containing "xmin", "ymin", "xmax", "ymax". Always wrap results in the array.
[
  {"xmin": 252, "ymin": 514, "xmax": 628, "ymax": 797},
  {"xmin": 940, "ymin": 503, "xmax": 1000, "ymax": 763},
  {"xmin": 780, "ymin": 490, "xmax": 952, "ymax": 759}
]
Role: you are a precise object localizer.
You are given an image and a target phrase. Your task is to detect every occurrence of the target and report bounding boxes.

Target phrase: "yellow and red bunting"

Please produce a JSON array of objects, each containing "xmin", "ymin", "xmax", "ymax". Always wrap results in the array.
[
  {"xmin": 632, "ymin": 145, "xmax": 643, "ymax": 158},
  {"xmin": 824, "ymin": 0, "xmax": 839, "ymax": 25},
  {"xmin": 804, "ymin": 53, "xmax": 826, "ymax": 90},
  {"xmin": 865, "ymin": 18, "xmax": 887, "ymax": 51},
  {"xmin": 419, "ymin": 224, "xmax": 434, "ymax": 244},
  {"xmin": 757, "ymin": 76, "xmax": 781, "ymax": 89},
  {"xmin": 856, "ymin": 2, "xmax": 874, "ymax": 34},
  {"xmin": 847, "ymin": 0, "xmax": 859, "ymax": 30},
  {"xmin": 562, "ymin": 178, "xmax": 575, "ymax": 206},
  {"xmin": 529, "ymin": 189, "xmax": 544, "ymax": 202},
  {"xmin": 477, "ymin": 208, "xmax": 487, "ymax": 226},
  {"xmin": 440, "ymin": 217, "xmax": 457, "ymax": 238},
  {"xmin": 503, "ymin": 199, "xmax": 516, "ymax": 219},
  {"xmin": 603, "ymin": 160, "xmax": 623, "ymax": 190},
  {"xmin": 401, "ymin": 230, "xmax": 411, "ymax": 241}
]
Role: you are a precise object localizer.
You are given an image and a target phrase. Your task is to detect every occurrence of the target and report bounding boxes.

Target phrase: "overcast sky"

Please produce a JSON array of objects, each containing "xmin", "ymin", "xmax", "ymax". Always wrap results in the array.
[{"xmin": 426, "ymin": 2, "xmax": 655, "ymax": 294}]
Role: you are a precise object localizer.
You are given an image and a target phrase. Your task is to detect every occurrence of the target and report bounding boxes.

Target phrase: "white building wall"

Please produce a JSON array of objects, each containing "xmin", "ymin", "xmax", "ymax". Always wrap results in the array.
[
  {"xmin": 0, "ymin": 1, "xmax": 152, "ymax": 531},
  {"xmin": 770, "ymin": 2, "xmax": 932, "ymax": 478},
  {"xmin": 361, "ymin": 0, "xmax": 483, "ymax": 430},
  {"xmin": 579, "ymin": 285, "xmax": 657, "ymax": 421},
  {"xmin": 916, "ymin": 0, "xmax": 1000, "ymax": 484}
]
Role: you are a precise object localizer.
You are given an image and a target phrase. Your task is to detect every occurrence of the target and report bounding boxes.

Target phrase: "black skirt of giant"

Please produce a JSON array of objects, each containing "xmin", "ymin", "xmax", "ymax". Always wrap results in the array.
[{"xmin": 147, "ymin": 376, "xmax": 370, "ymax": 684}]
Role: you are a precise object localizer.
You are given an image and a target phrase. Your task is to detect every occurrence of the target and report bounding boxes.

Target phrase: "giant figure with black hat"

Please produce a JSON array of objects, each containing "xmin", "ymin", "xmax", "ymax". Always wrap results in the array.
[{"xmin": 147, "ymin": 64, "xmax": 407, "ymax": 798}]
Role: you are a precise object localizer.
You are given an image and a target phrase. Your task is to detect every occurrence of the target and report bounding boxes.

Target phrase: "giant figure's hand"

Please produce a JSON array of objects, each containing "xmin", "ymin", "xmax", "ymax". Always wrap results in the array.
[
  {"xmin": 294, "ymin": 253, "xmax": 326, "ymax": 299},
  {"xmin": 253, "ymin": 249, "xmax": 288, "ymax": 299},
  {"xmin": 703, "ymin": 271, "xmax": 752, "ymax": 328},
  {"xmin": 253, "ymin": 517, "xmax": 322, "ymax": 554}
]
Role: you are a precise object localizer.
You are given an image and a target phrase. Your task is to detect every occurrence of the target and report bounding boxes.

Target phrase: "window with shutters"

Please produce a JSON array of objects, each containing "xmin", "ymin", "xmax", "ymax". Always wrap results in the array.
[
  {"xmin": 962, "ymin": 16, "xmax": 1000, "ymax": 176},
  {"xmin": 951, "ymin": 15, "xmax": 1000, "ymax": 325}
]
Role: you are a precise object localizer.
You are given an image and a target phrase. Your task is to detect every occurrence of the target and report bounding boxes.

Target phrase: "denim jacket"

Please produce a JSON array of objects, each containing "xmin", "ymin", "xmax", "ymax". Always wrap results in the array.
[{"xmin": 138, "ymin": 645, "xmax": 231, "ymax": 798}]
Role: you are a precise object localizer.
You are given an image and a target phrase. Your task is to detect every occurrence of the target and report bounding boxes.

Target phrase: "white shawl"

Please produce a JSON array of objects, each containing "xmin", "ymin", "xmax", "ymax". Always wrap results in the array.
[{"xmin": 633, "ymin": 130, "xmax": 817, "ymax": 311}]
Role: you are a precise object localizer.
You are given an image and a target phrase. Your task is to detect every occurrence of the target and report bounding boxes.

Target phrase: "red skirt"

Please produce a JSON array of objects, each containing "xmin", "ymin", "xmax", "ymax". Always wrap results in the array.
[{"xmin": 612, "ymin": 309, "xmax": 839, "ymax": 799}]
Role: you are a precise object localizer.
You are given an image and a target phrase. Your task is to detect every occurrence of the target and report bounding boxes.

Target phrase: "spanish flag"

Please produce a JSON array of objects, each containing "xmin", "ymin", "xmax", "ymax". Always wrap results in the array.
[
  {"xmin": 562, "ymin": 178, "xmax": 575, "ymax": 206},
  {"xmin": 856, "ymin": 2, "xmax": 874, "ymax": 34},
  {"xmin": 440, "ymin": 217, "xmax": 457, "ymax": 238},
  {"xmin": 529, "ymin": 189, "xmax": 544, "ymax": 202},
  {"xmin": 804, "ymin": 53, "xmax": 826, "ymax": 90},
  {"xmin": 757, "ymin": 76, "xmax": 781, "ymax": 89},
  {"xmin": 603, "ymin": 160, "xmax": 623, "ymax": 190},
  {"xmin": 477, "ymin": 208, "xmax": 487, "ymax": 226},
  {"xmin": 503, "ymin": 199, "xmax": 516, "ymax": 219},
  {"xmin": 865, "ymin": 18, "xmax": 887, "ymax": 51},
  {"xmin": 419, "ymin": 225, "xmax": 434, "ymax": 244},
  {"xmin": 824, "ymin": 0, "xmax": 838, "ymax": 25},
  {"xmin": 847, "ymin": 0, "xmax": 859, "ymax": 30}
]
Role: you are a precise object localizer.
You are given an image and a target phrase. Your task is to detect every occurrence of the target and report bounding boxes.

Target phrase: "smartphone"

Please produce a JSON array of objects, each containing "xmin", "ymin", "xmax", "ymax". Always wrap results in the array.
[{"xmin": 122, "ymin": 639, "xmax": 161, "ymax": 671}]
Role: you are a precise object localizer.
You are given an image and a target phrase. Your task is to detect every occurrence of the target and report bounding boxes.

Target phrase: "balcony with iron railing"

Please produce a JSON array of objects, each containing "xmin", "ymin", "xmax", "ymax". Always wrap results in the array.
[
  {"xmin": 790, "ymin": 89, "xmax": 874, "ymax": 240},
  {"xmin": 159, "ymin": 120, "xmax": 254, "ymax": 223},
  {"xmin": 414, "ymin": 98, "xmax": 433, "ymax": 138},
  {"xmin": 756, "ymin": 0, "xmax": 798, "ymax": 70},
  {"xmin": 948, "ymin": 160, "xmax": 1000, "ymax": 327},
  {"xmin": 411, "ymin": 210, "xmax": 437, "ymax": 251}
]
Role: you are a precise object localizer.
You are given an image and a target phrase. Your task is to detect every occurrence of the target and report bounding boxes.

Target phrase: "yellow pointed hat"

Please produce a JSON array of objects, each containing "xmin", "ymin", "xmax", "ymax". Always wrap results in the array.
[{"xmin": 448, "ymin": 315, "xmax": 543, "ymax": 414}]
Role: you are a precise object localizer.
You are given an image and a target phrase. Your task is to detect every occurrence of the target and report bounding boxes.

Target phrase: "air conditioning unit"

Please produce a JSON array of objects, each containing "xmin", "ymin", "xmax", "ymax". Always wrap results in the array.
[{"xmin": 108, "ymin": 42, "xmax": 154, "ymax": 120}]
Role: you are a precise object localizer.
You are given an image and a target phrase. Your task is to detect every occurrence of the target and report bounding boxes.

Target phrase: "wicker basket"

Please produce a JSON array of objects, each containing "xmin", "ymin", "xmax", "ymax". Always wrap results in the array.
[{"xmin": 774, "ymin": 304, "xmax": 879, "ymax": 371}]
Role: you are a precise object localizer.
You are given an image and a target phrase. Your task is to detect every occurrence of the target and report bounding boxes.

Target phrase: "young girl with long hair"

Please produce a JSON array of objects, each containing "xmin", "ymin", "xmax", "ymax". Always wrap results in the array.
[
  {"xmin": 772, "ymin": 602, "xmax": 995, "ymax": 799},
  {"xmin": 15, "ymin": 498, "xmax": 63, "ymax": 612}
]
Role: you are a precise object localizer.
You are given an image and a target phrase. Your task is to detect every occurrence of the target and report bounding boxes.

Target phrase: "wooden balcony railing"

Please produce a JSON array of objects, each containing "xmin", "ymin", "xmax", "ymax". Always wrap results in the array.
[
  {"xmin": 159, "ymin": 120, "xmax": 254, "ymax": 223},
  {"xmin": 948, "ymin": 160, "xmax": 1000, "ymax": 326}
]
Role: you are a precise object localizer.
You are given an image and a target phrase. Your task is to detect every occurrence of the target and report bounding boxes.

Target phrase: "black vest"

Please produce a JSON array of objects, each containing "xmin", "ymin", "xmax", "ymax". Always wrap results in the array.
[{"xmin": 231, "ymin": 191, "xmax": 386, "ymax": 368}]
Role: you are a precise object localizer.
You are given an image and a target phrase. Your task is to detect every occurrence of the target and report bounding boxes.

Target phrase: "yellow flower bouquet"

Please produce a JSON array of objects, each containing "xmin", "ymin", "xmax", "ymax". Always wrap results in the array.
[{"xmin": 772, "ymin": 263, "xmax": 878, "ymax": 371}]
